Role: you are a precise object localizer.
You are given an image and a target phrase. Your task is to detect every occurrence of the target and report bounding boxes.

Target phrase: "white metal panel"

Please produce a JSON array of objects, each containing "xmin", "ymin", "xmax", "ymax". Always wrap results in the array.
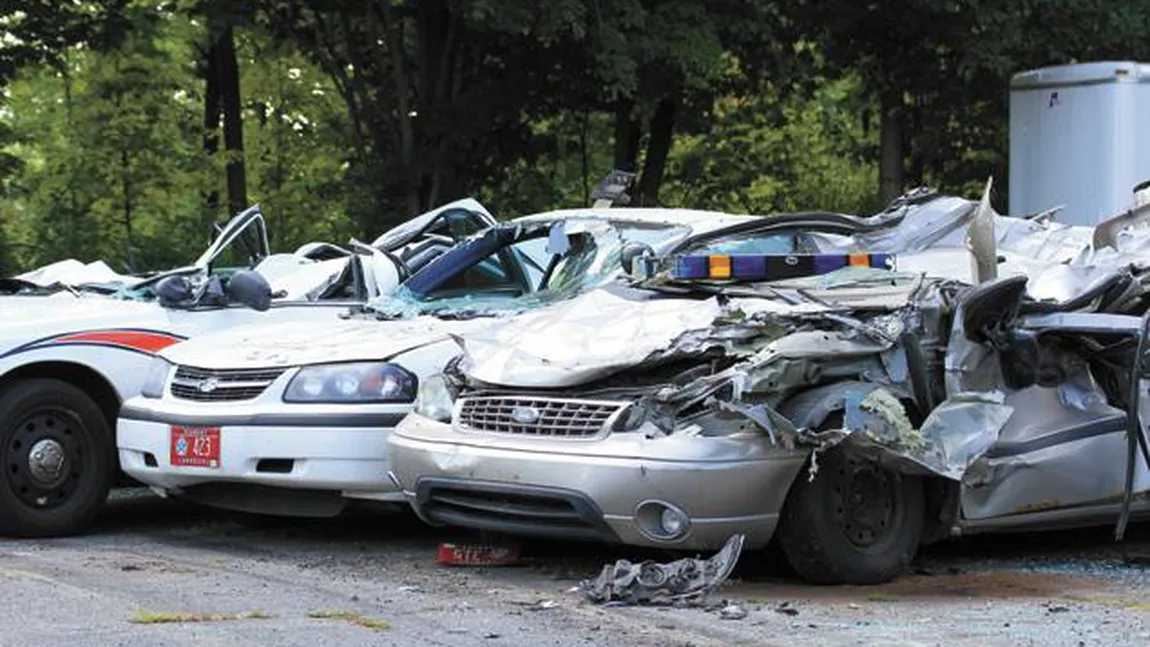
[{"xmin": 1010, "ymin": 62, "xmax": 1150, "ymax": 226}]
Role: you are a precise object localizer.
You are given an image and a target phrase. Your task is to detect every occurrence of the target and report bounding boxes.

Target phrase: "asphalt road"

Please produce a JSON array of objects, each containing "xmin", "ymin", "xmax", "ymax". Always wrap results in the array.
[{"xmin": 0, "ymin": 492, "xmax": 1147, "ymax": 647}]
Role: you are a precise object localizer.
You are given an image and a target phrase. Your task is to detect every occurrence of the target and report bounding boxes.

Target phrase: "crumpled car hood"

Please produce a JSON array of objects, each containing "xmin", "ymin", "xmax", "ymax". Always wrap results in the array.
[
  {"xmin": 460, "ymin": 287, "xmax": 725, "ymax": 388},
  {"xmin": 160, "ymin": 316, "xmax": 489, "ymax": 369}
]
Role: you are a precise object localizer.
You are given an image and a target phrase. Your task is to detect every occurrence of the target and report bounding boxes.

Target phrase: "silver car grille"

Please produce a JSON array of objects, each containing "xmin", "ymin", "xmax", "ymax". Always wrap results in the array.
[
  {"xmin": 456, "ymin": 396, "xmax": 627, "ymax": 438},
  {"xmin": 170, "ymin": 365, "xmax": 286, "ymax": 402}
]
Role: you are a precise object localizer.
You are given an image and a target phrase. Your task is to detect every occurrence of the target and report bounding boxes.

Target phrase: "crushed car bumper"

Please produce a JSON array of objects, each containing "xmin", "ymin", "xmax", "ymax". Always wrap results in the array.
[
  {"xmin": 388, "ymin": 413, "xmax": 808, "ymax": 550},
  {"xmin": 116, "ymin": 403, "xmax": 408, "ymax": 502}
]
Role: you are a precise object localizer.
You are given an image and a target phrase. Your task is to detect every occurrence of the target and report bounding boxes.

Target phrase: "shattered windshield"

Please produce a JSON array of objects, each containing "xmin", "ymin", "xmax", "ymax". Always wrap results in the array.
[{"xmin": 365, "ymin": 219, "xmax": 689, "ymax": 319}]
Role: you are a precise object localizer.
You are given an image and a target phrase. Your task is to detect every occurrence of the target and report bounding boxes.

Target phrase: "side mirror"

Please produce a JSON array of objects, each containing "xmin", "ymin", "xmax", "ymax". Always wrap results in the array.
[
  {"xmin": 620, "ymin": 241, "xmax": 655, "ymax": 278},
  {"xmin": 226, "ymin": 269, "xmax": 273, "ymax": 312},
  {"xmin": 154, "ymin": 276, "xmax": 194, "ymax": 306}
]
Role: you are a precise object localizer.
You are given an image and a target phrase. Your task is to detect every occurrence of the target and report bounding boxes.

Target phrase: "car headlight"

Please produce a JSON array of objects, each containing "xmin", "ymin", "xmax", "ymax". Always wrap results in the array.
[
  {"xmin": 414, "ymin": 374, "xmax": 455, "ymax": 422},
  {"xmin": 140, "ymin": 357, "xmax": 173, "ymax": 399},
  {"xmin": 283, "ymin": 362, "xmax": 417, "ymax": 403}
]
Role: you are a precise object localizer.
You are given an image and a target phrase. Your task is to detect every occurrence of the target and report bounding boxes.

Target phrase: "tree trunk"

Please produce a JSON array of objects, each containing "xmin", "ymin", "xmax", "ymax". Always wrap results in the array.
[
  {"xmin": 579, "ymin": 108, "xmax": 590, "ymax": 206},
  {"xmin": 879, "ymin": 89, "xmax": 904, "ymax": 204},
  {"xmin": 613, "ymin": 99, "xmax": 640, "ymax": 172},
  {"xmin": 216, "ymin": 25, "xmax": 247, "ymax": 216},
  {"xmin": 906, "ymin": 96, "xmax": 925, "ymax": 187},
  {"xmin": 379, "ymin": 0, "xmax": 419, "ymax": 215},
  {"xmin": 120, "ymin": 148, "xmax": 136, "ymax": 271},
  {"xmin": 636, "ymin": 95, "xmax": 678, "ymax": 207},
  {"xmin": 201, "ymin": 41, "xmax": 222, "ymax": 222}
]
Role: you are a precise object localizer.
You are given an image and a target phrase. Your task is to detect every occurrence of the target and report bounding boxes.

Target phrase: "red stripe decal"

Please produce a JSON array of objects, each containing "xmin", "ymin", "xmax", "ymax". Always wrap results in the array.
[{"xmin": 53, "ymin": 331, "xmax": 182, "ymax": 354}]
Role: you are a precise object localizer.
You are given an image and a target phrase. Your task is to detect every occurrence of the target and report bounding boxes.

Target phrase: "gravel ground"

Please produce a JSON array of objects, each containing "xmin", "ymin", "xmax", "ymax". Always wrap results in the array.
[{"xmin": 0, "ymin": 491, "xmax": 1146, "ymax": 647}]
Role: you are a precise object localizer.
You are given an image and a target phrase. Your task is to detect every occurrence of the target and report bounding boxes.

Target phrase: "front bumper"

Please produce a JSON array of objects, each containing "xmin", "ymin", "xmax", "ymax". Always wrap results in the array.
[
  {"xmin": 388, "ymin": 414, "xmax": 809, "ymax": 551},
  {"xmin": 117, "ymin": 399, "xmax": 411, "ymax": 503}
]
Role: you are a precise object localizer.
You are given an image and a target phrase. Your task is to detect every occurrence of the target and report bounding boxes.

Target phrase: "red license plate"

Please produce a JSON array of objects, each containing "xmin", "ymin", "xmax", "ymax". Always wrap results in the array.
[
  {"xmin": 170, "ymin": 426, "xmax": 221, "ymax": 468},
  {"xmin": 435, "ymin": 542, "xmax": 521, "ymax": 566}
]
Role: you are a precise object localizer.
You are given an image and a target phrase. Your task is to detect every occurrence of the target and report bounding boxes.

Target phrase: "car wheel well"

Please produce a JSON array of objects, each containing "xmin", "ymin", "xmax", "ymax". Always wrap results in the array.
[
  {"xmin": 921, "ymin": 476, "xmax": 960, "ymax": 545},
  {"xmin": 778, "ymin": 384, "xmax": 958, "ymax": 546},
  {"xmin": 0, "ymin": 362, "xmax": 121, "ymax": 432}
]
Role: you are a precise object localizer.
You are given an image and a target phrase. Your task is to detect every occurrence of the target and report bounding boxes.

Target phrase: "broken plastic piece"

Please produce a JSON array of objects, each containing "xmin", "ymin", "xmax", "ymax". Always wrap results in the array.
[{"xmin": 579, "ymin": 534, "xmax": 745, "ymax": 606}]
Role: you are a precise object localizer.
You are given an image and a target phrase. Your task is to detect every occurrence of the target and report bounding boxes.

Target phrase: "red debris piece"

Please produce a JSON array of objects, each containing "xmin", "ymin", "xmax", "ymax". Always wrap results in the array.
[{"xmin": 435, "ymin": 542, "xmax": 521, "ymax": 566}]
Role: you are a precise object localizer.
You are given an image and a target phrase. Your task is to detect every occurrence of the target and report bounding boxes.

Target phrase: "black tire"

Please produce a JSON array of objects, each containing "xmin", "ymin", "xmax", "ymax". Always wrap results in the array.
[
  {"xmin": 0, "ymin": 378, "xmax": 115, "ymax": 537},
  {"xmin": 777, "ymin": 445, "xmax": 924, "ymax": 585}
]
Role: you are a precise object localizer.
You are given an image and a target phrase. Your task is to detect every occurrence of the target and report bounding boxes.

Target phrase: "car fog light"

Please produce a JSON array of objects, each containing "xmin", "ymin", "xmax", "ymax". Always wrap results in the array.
[
  {"xmin": 660, "ymin": 507, "xmax": 687, "ymax": 537},
  {"xmin": 635, "ymin": 500, "xmax": 690, "ymax": 541}
]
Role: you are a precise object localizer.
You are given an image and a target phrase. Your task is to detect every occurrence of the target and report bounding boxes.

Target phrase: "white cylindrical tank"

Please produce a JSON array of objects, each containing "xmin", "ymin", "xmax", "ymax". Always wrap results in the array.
[{"xmin": 1009, "ymin": 61, "xmax": 1150, "ymax": 225}]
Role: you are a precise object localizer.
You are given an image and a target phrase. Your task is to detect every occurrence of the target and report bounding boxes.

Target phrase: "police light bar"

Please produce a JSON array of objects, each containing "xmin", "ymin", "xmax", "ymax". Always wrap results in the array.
[{"xmin": 667, "ymin": 253, "xmax": 896, "ymax": 281}]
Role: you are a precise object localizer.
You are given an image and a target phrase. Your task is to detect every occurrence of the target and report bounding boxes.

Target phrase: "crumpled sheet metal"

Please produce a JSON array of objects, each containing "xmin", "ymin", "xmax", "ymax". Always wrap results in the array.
[
  {"xmin": 460, "ymin": 286, "xmax": 725, "ymax": 388},
  {"xmin": 834, "ymin": 390, "xmax": 1013, "ymax": 480},
  {"xmin": 718, "ymin": 384, "xmax": 1013, "ymax": 481},
  {"xmin": 580, "ymin": 534, "xmax": 745, "ymax": 606},
  {"xmin": 253, "ymin": 254, "xmax": 352, "ymax": 301},
  {"xmin": 13, "ymin": 259, "xmax": 141, "ymax": 289}
]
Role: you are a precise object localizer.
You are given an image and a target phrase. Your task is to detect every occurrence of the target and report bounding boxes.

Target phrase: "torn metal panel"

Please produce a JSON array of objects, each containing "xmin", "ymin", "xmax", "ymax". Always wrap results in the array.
[
  {"xmin": 966, "ymin": 178, "xmax": 998, "ymax": 283},
  {"xmin": 749, "ymin": 387, "xmax": 1011, "ymax": 481},
  {"xmin": 872, "ymin": 391, "xmax": 1013, "ymax": 480},
  {"xmin": 849, "ymin": 194, "xmax": 978, "ymax": 253}
]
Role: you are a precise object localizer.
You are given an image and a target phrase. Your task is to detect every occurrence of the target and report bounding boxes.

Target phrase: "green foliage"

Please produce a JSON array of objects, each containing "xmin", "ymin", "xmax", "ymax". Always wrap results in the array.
[
  {"xmin": 237, "ymin": 30, "xmax": 357, "ymax": 247},
  {"xmin": 479, "ymin": 111, "xmax": 616, "ymax": 216},
  {"xmin": 6, "ymin": 0, "xmax": 1150, "ymax": 274},
  {"xmin": 661, "ymin": 75, "xmax": 878, "ymax": 214},
  {"xmin": 1, "ymin": 3, "xmax": 357, "ymax": 271},
  {"xmin": 0, "ymin": 0, "xmax": 133, "ymax": 85},
  {"xmin": 1, "ymin": 7, "xmax": 211, "ymax": 272}
]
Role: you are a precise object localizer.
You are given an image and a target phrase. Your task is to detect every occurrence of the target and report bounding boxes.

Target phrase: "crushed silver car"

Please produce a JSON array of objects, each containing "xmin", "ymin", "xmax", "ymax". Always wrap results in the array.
[{"xmin": 388, "ymin": 184, "xmax": 1150, "ymax": 585}]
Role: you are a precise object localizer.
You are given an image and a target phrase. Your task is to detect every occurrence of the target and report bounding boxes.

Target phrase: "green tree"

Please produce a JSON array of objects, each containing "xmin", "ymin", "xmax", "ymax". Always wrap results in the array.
[
  {"xmin": 238, "ymin": 28, "xmax": 358, "ymax": 246},
  {"xmin": 1, "ymin": 7, "xmax": 213, "ymax": 271},
  {"xmin": 661, "ymin": 74, "xmax": 878, "ymax": 214}
]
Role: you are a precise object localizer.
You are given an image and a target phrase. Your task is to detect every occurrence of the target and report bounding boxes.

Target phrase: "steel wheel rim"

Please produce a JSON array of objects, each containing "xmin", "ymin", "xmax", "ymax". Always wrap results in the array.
[
  {"xmin": 828, "ymin": 455, "xmax": 902, "ymax": 553},
  {"xmin": 4, "ymin": 408, "xmax": 88, "ymax": 510}
]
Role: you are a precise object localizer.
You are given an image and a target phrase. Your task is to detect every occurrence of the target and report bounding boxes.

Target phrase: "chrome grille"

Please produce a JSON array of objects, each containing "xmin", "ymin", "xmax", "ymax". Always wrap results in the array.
[
  {"xmin": 457, "ymin": 396, "xmax": 626, "ymax": 438},
  {"xmin": 170, "ymin": 365, "xmax": 286, "ymax": 402}
]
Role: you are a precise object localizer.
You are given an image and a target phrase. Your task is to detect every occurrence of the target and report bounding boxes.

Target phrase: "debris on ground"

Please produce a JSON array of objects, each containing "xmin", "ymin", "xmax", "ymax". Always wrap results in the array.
[
  {"xmin": 775, "ymin": 601, "xmax": 800, "ymax": 616},
  {"xmin": 718, "ymin": 602, "xmax": 748, "ymax": 620},
  {"xmin": 435, "ymin": 542, "xmax": 521, "ymax": 566},
  {"xmin": 578, "ymin": 534, "xmax": 745, "ymax": 606}
]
